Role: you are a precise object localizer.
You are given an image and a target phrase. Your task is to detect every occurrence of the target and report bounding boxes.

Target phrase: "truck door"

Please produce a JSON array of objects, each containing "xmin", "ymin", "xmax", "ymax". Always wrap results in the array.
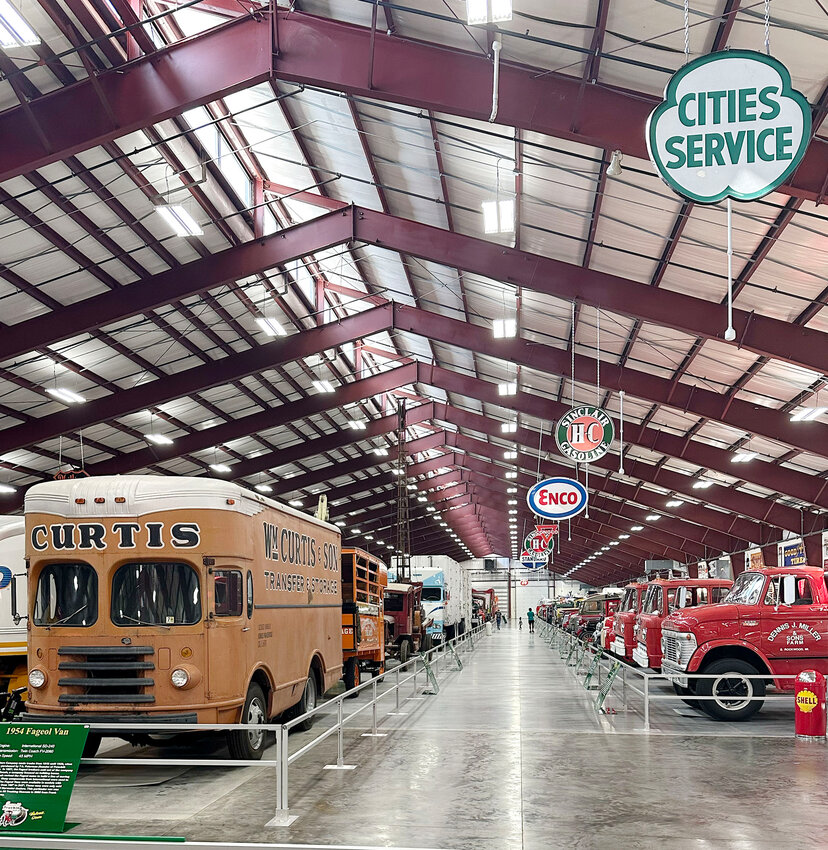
[
  {"xmin": 206, "ymin": 568, "xmax": 248, "ymax": 701},
  {"xmin": 759, "ymin": 574, "xmax": 828, "ymax": 682}
]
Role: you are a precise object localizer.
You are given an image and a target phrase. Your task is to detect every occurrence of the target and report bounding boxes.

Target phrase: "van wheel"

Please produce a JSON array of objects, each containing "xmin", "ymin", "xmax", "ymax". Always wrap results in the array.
[
  {"xmin": 399, "ymin": 639, "xmax": 411, "ymax": 666},
  {"xmin": 227, "ymin": 683, "xmax": 267, "ymax": 760},
  {"xmin": 82, "ymin": 733, "xmax": 102, "ymax": 759},
  {"xmin": 292, "ymin": 674, "xmax": 318, "ymax": 732},
  {"xmin": 696, "ymin": 658, "xmax": 764, "ymax": 721},
  {"xmin": 673, "ymin": 682, "xmax": 701, "ymax": 711},
  {"xmin": 343, "ymin": 657, "xmax": 359, "ymax": 696}
]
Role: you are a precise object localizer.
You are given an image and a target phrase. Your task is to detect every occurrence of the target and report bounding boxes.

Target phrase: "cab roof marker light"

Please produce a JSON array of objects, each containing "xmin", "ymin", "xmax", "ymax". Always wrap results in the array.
[{"xmin": 156, "ymin": 204, "xmax": 203, "ymax": 237}]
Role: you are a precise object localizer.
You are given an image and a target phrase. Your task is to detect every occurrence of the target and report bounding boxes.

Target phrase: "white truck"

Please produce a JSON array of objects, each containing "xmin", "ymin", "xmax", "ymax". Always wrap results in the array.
[
  {"xmin": 407, "ymin": 555, "xmax": 472, "ymax": 644},
  {"xmin": 0, "ymin": 517, "xmax": 27, "ymax": 696}
]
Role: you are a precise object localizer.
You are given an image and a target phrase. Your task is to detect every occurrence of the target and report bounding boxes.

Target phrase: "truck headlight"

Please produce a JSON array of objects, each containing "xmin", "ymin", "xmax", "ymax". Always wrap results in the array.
[
  {"xmin": 28, "ymin": 669, "xmax": 46, "ymax": 689},
  {"xmin": 171, "ymin": 668, "xmax": 190, "ymax": 688}
]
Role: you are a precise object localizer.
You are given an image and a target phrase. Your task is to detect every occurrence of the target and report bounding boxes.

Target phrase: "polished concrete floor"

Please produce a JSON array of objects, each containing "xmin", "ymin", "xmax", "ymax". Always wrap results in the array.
[{"xmin": 45, "ymin": 626, "xmax": 828, "ymax": 848}]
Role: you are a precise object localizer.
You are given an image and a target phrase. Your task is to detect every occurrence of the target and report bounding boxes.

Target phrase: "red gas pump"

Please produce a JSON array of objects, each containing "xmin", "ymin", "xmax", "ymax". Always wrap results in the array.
[{"xmin": 794, "ymin": 670, "xmax": 827, "ymax": 740}]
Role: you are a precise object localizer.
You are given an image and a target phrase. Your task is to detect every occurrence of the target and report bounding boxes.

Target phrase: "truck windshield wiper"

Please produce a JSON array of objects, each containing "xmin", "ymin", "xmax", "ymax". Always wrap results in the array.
[
  {"xmin": 48, "ymin": 604, "xmax": 87, "ymax": 627},
  {"xmin": 120, "ymin": 614, "xmax": 170, "ymax": 630}
]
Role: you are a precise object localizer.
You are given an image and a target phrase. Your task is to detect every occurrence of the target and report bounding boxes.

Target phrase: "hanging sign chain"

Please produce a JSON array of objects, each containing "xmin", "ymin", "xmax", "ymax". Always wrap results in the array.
[
  {"xmin": 570, "ymin": 300, "xmax": 576, "ymax": 409},
  {"xmin": 724, "ymin": 198, "xmax": 736, "ymax": 341},
  {"xmin": 683, "ymin": 0, "xmax": 690, "ymax": 61},
  {"xmin": 618, "ymin": 390, "xmax": 625, "ymax": 475},
  {"xmin": 595, "ymin": 307, "xmax": 601, "ymax": 406},
  {"xmin": 764, "ymin": 0, "xmax": 771, "ymax": 55}
]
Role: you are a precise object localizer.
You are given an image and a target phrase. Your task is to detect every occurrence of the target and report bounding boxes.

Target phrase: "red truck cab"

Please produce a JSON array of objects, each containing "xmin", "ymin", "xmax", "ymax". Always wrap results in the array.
[
  {"xmin": 632, "ymin": 578, "xmax": 732, "ymax": 670},
  {"xmin": 611, "ymin": 582, "xmax": 647, "ymax": 661},
  {"xmin": 661, "ymin": 566, "xmax": 828, "ymax": 721},
  {"xmin": 570, "ymin": 592, "xmax": 622, "ymax": 639}
]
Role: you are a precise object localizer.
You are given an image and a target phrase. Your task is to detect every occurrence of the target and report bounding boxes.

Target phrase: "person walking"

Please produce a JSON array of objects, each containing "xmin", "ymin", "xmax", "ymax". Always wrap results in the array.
[
  {"xmin": 527, "ymin": 608, "xmax": 535, "ymax": 634},
  {"xmin": 519, "ymin": 616, "xmax": 523, "ymax": 630},
  {"xmin": 495, "ymin": 610, "xmax": 502, "ymax": 630}
]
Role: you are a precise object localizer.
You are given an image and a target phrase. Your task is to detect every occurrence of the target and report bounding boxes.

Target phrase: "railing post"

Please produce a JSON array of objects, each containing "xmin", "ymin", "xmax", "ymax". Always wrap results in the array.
[
  {"xmin": 643, "ymin": 675, "xmax": 650, "ymax": 731},
  {"xmin": 265, "ymin": 724, "xmax": 297, "ymax": 826},
  {"xmin": 337, "ymin": 699, "xmax": 345, "ymax": 765},
  {"xmin": 395, "ymin": 666, "xmax": 401, "ymax": 712},
  {"xmin": 622, "ymin": 665, "xmax": 627, "ymax": 710}
]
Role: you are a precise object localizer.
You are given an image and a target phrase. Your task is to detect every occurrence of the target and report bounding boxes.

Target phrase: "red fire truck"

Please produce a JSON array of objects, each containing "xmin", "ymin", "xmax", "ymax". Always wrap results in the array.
[
  {"xmin": 611, "ymin": 582, "xmax": 647, "ymax": 661},
  {"xmin": 632, "ymin": 578, "xmax": 732, "ymax": 670},
  {"xmin": 661, "ymin": 565, "xmax": 828, "ymax": 721}
]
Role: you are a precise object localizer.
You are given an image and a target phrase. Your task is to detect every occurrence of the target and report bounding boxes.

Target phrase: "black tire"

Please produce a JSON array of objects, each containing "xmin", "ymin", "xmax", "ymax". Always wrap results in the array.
[
  {"xmin": 420, "ymin": 634, "xmax": 432, "ymax": 652},
  {"xmin": 399, "ymin": 639, "xmax": 411, "ymax": 666},
  {"xmin": 292, "ymin": 673, "xmax": 318, "ymax": 732},
  {"xmin": 227, "ymin": 683, "xmax": 268, "ymax": 760},
  {"xmin": 696, "ymin": 658, "xmax": 765, "ymax": 721},
  {"xmin": 82, "ymin": 733, "xmax": 102, "ymax": 759},
  {"xmin": 343, "ymin": 657, "xmax": 360, "ymax": 696},
  {"xmin": 673, "ymin": 682, "xmax": 702, "ymax": 711}
]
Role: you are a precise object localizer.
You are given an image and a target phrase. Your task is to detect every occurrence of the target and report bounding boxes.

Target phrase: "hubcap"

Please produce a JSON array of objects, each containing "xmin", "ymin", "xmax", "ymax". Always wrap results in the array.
[
  {"xmin": 304, "ymin": 676, "xmax": 317, "ymax": 713},
  {"xmin": 247, "ymin": 697, "xmax": 265, "ymax": 749},
  {"xmin": 712, "ymin": 674, "xmax": 753, "ymax": 711}
]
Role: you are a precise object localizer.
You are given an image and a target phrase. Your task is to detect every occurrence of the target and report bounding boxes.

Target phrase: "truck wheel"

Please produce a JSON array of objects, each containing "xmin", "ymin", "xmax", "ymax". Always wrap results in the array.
[
  {"xmin": 227, "ymin": 683, "xmax": 267, "ymax": 760},
  {"xmin": 421, "ymin": 634, "xmax": 432, "ymax": 652},
  {"xmin": 343, "ymin": 657, "xmax": 360, "ymax": 697},
  {"xmin": 672, "ymin": 682, "xmax": 701, "ymax": 712},
  {"xmin": 696, "ymin": 658, "xmax": 764, "ymax": 721},
  {"xmin": 399, "ymin": 639, "xmax": 411, "ymax": 666},
  {"xmin": 82, "ymin": 733, "xmax": 102, "ymax": 759},
  {"xmin": 292, "ymin": 673, "xmax": 318, "ymax": 732}
]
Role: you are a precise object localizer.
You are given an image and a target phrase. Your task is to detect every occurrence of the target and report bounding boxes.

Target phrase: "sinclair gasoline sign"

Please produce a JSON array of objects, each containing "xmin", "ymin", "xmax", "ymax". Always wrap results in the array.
[
  {"xmin": 647, "ymin": 50, "xmax": 811, "ymax": 203},
  {"xmin": 556, "ymin": 406, "xmax": 614, "ymax": 463}
]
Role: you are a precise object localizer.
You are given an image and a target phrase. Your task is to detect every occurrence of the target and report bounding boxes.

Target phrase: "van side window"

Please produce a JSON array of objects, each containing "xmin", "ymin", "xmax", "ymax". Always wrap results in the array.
[
  {"xmin": 214, "ymin": 570, "xmax": 243, "ymax": 617},
  {"xmin": 246, "ymin": 570, "xmax": 254, "ymax": 619},
  {"xmin": 794, "ymin": 578, "xmax": 813, "ymax": 606}
]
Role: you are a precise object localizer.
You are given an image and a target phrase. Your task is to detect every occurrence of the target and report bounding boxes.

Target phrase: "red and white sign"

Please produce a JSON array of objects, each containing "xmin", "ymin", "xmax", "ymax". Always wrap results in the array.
[
  {"xmin": 520, "ymin": 579, "xmax": 529, "ymax": 586},
  {"xmin": 534, "ymin": 524, "xmax": 559, "ymax": 544}
]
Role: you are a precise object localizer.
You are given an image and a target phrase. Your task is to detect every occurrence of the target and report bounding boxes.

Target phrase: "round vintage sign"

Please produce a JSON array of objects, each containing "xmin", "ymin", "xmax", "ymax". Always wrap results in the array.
[
  {"xmin": 555, "ymin": 406, "xmax": 614, "ymax": 463},
  {"xmin": 521, "ymin": 549, "xmax": 547, "ymax": 570},
  {"xmin": 524, "ymin": 532, "xmax": 547, "ymax": 553},
  {"xmin": 527, "ymin": 477, "xmax": 588, "ymax": 521},
  {"xmin": 647, "ymin": 50, "xmax": 811, "ymax": 203}
]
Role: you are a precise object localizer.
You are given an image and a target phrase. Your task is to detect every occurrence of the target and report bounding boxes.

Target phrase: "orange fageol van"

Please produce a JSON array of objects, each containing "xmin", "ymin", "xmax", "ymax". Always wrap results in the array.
[{"xmin": 20, "ymin": 476, "xmax": 342, "ymax": 759}]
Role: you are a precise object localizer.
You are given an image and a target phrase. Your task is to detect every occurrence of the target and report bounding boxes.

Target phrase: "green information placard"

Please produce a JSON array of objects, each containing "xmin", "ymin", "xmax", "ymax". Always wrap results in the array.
[{"xmin": 0, "ymin": 724, "xmax": 88, "ymax": 833}]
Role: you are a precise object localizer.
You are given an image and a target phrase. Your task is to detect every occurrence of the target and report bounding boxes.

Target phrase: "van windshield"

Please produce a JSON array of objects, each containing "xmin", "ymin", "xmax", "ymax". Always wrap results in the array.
[
  {"xmin": 111, "ymin": 562, "xmax": 201, "ymax": 626},
  {"xmin": 33, "ymin": 563, "xmax": 97, "ymax": 627}
]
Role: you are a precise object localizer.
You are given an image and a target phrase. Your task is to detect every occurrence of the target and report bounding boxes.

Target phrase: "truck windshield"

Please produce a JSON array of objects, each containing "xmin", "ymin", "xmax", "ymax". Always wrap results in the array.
[
  {"xmin": 642, "ymin": 586, "xmax": 662, "ymax": 614},
  {"xmin": 422, "ymin": 587, "xmax": 442, "ymax": 602},
  {"xmin": 620, "ymin": 589, "xmax": 636, "ymax": 612},
  {"xmin": 111, "ymin": 562, "xmax": 201, "ymax": 626},
  {"xmin": 33, "ymin": 563, "xmax": 97, "ymax": 627},
  {"xmin": 384, "ymin": 593, "xmax": 405, "ymax": 612},
  {"xmin": 723, "ymin": 572, "xmax": 765, "ymax": 605}
]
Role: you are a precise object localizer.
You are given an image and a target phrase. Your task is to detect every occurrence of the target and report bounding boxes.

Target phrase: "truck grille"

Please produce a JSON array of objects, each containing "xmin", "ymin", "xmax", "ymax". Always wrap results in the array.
[
  {"xmin": 662, "ymin": 634, "xmax": 680, "ymax": 665},
  {"xmin": 57, "ymin": 646, "xmax": 155, "ymax": 705}
]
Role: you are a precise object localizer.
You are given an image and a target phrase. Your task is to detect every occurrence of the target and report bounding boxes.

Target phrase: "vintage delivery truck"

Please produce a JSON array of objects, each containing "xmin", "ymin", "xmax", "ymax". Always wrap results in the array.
[
  {"xmin": 0, "ymin": 517, "xmax": 27, "ymax": 697},
  {"xmin": 19, "ymin": 476, "xmax": 342, "ymax": 760}
]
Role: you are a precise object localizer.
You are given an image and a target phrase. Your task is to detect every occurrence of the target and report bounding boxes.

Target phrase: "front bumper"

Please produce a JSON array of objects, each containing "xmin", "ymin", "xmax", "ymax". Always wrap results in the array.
[
  {"xmin": 19, "ymin": 711, "xmax": 199, "ymax": 734},
  {"xmin": 632, "ymin": 643, "xmax": 650, "ymax": 668},
  {"xmin": 611, "ymin": 637, "xmax": 626, "ymax": 656},
  {"xmin": 660, "ymin": 660, "xmax": 688, "ymax": 688}
]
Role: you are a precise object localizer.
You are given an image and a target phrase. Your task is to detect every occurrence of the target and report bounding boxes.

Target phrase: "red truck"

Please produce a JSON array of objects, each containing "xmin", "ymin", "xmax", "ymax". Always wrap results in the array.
[
  {"xmin": 632, "ymin": 578, "xmax": 732, "ymax": 670},
  {"xmin": 611, "ymin": 582, "xmax": 647, "ymax": 661},
  {"xmin": 383, "ymin": 581, "xmax": 432, "ymax": 664},
  {"xmin": 569, "ymin": 591, "xmax": 622, "ymax": 639},
  {"xmin": 661, "ymin": 565, "xmax": 828, "ymax": 721}
]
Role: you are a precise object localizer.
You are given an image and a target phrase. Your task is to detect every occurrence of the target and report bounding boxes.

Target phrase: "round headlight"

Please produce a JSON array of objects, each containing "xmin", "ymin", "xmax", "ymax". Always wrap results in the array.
[
  {"xmin": 171, "ymin": 668, "xmax": 190, "ymax": 688},
  {"xmin": 28, "ymin": 669, "xmax": 46, "ymax": 689}
]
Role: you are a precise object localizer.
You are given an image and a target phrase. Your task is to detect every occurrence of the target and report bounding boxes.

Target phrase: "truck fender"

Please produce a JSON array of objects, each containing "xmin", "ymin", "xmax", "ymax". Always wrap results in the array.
[{"xmin": 688, "ymin": 639, "xmax": 780, "ymax": 687}]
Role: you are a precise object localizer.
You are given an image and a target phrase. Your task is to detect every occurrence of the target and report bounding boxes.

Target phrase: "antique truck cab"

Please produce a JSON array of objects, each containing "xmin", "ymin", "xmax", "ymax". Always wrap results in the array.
[
  {"xmin": 611, "ymin": 582, "xmax": 647, "ymax": 661},
  {"xmin": 632, "ymin": 578, "xmax": 732, "ymax": 670},
  {"xmin": 383, "ymin": 581, "xmax": 431, "ymax": 665},
  {"xmin": 661, "ymin": 566, "xmax": 828, "ymax": 721},
  {"xmin": 570, "ymin": 592, "xmax": 622, "ymax": 639}
]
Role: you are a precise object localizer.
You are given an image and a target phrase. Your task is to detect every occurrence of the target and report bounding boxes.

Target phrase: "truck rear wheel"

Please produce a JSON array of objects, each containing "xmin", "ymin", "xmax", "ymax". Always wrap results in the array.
[
  {"xmin": 420, "ymin": 634, "xmax": 432, "ymax": 652},
  {"xmin": 696, "ymin": 658, "xmax": 764, "ymax": 721},
  {"xmin": 343, "ymin": 657, "xmax": 360, "ymax": 695},
  {"xmin": 399, "ymin": 639, "xmax": 411, "ymax": 666},
  {"xmin": 227, "ymin": 683, "xmax": 267, "ymax": 760}
]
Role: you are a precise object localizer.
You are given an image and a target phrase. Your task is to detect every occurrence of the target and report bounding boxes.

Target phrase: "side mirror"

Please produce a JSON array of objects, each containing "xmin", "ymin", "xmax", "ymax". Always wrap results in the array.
[
  {"xmin": 780, "ymin": 575, "xmax": 797, "ymax": 606},
  {"xmin": 10, "ymin": 573, "xmax": 27, "ymax": 626},
  {"xmin": 676, "ymin": 586, "xmax": 688, "ymax": 609}
]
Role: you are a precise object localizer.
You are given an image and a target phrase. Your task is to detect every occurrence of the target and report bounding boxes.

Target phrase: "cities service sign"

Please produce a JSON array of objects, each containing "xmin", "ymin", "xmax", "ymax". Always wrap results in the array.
[{"xmin": 647, "ymin": 50, "xmax": 811, "ymax": 203}]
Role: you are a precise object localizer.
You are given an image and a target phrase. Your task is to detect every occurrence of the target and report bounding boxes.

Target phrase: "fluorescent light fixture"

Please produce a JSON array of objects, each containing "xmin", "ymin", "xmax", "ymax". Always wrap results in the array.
[
  {"xmin": 407, "ymin": 483, "xmax": 417, "ymax": 490},
  {"xmin": 376, "ymin": 539, "xmax": 384, "ymax": 545},
  {"xmin": 692, "ymin": 480, "xmax": 713, "ymax": 489},
  {"xmin": 507, "ymin": 499, "xmax": 517, "ymax": 505},
  {"xmin": 466, "ymin": 0, "xmax": 487, "ymax": 24},
  {"xmin": 601, "ymin": 546, "xmax": 610, "ymax": 552},
  {"xmin": 609, "ymin": 541, "xmax": 619, "ymax": 546},
  {"xmin": 507, "ymin": 487, "xmax": 517, "ymax": 493},
  {"xmin": 631, "ymin": 525, "xmax": 644, "ymax": 531},
  {"xmin": 335, "ymin": 521, "xmax": 346, "ymax": 527},
  {"xmin": 498, "ymin": 382, "xmax": 517, "ymax": 396},
  {"xmin": 493, "ymin": 318, "xmax": 517, "ymax": 339},
  {"xmin": 46, "ymin": 387, "xmax": 85, "ymax": 404},
  {"xmin": 373, "ymin": 448, "xmax": 389, "ymax": 457},
  {"xmin": 618, "ymin": 534, "xmax": 630, "ymax": 539},
  {"xmin": 506, "ymin": 471, "xmax": 518, "ymax": 479},
  {"xmin": 508, "ymin": 509, "xmax": 517, "ymax": 515},
  {"xmin": 365, "ymin": 535, "xmax": 374, "ymax": 540},
  {"xmin": 504, "ymin": 450, "xmax": 518, "ymax": 460},
  {"xmin": 501, "ymin": 421, "xmax": 517, "ymax": 433},
  {"xmin": 144, "ymin": 433, "xmax": 174, "ymax": 446},
  {"xmin": 255, "ymin": 483, "xmax": 273, "ymax": 493},
  {"xmin": 646, "ymin": 514, "xmax": 660, "ymax": 521},
  {"xmin": 156, "ymin": 204, "xmax": 203, "ymax": 237},
  {"xmin": 289, "ymin": 499, "xmax": 303, "ymax": 507},
  {"xmin": 255, "ymin": 316, "xmax": 286, "ymax": 337},
  {"xmin": 0, "ymin": 0, "xmax": 40, "ymax": 47},
  {"xmin": 351, "ymin": 528, "xmax": 361, "ymax": 534},
  {"xmin": 312, "ymin": 379, "xmax": 335, "ymax": 393},
  {"xmin": 440, "ymin": 523, "xmax": 448, "ymax": 528},
  {"xmin": 348, "ymin": 420, "xmax": 367, "ymax": 431},
  {"xmin": 666, "ymin": 499, "xmax": 684, "ymax": 508},
  {"xmin": 417, "ymin": 496, "xmax": 427, "ymax": 502},
  {"xmin": 209, "ymin": 463, "xmax": 231, "ymax": 473},
  {"xmin": 482, "ymin": 199, "xmax": 515, "ymax": 234},
  {"xmin": 427, "ymin": 506, "xmax": 436, "ymax": 512},
  {"xmin": 732, "ymin": 451, "xmax": 757, "ymax": 463},
  {"xmin": 790, "ymin": 407, "xmax": 826, "ymax": 421},
  {"xmin": 0, "ymin": 483, "xmax": 16, "ymax": 494}
]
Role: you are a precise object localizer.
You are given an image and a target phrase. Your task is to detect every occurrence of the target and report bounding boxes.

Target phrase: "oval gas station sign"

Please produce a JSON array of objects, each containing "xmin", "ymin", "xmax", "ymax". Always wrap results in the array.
[{"xmin": 527, "ymin": 477, "xmax": 588, "ymax": 520}]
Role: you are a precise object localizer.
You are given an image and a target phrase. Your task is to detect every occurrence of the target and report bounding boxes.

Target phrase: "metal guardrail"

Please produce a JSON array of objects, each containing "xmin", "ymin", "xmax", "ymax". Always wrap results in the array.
[
  {"xmin": 9, "ymin": 624, "xmax": 487, "ymax": 832},
  {"xmin": 536, "ymin": 619, "xmax": 798, "ymax": 731}
]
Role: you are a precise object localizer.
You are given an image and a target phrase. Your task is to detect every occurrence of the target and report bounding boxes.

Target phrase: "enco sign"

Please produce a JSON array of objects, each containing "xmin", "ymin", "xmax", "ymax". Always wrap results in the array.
[{"xmin": 526, "ymin": 477, "xmax": 588, "ymax": 521}]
